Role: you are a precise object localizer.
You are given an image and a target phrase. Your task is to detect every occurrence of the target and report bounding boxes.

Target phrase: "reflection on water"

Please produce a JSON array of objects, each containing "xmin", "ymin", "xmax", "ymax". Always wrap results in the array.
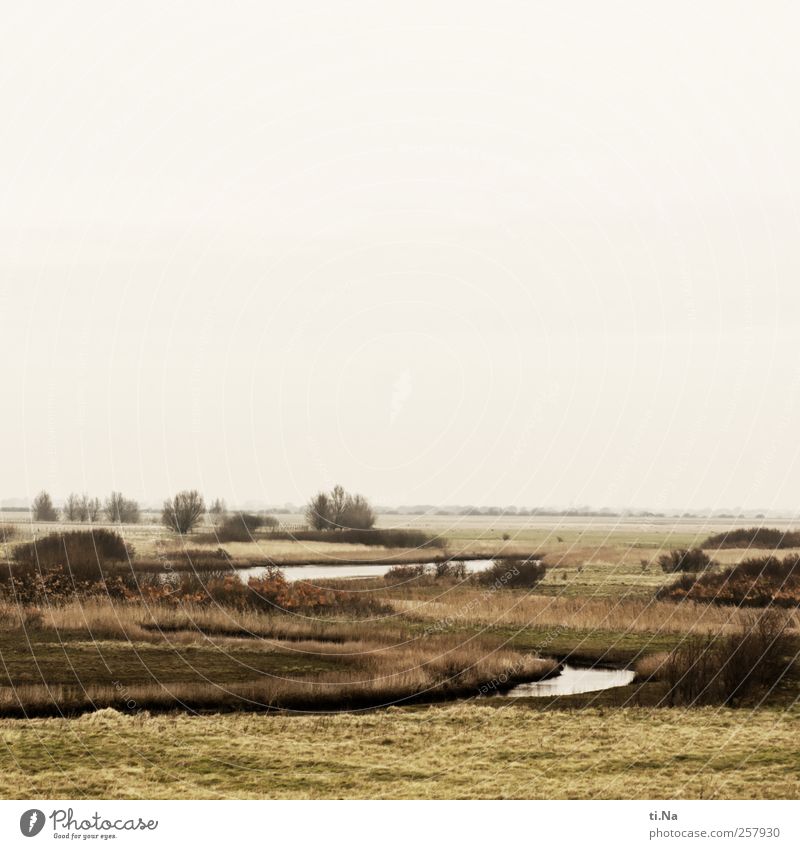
[
  {"xmin": 505, "ymin": 664, "xmax": 635, "ymax": 697},
  {"xmin": 235, "ymin": 560, "xmax": 495, "ymax": 583}
]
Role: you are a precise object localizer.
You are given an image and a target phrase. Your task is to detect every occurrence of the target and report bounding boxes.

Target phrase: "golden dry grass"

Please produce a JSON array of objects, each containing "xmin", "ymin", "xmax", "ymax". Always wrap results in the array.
[
  {"xmin": 393, "ymin": 590, "xmax": 800, "ymax": 636},
  {"xmin": 0, "ymin": 598, "xmax": 556, "ymax": 715},
  {"xmin": 0, "ymin": 703, "xmax": 797, "ymax": 798},
  {"xmin": 0, "ymin": 646, "xmax": 554, "ymax": 716},
  {"xmin": 634, "ymin": 652, "xmax": 671, "ymax": 680}
]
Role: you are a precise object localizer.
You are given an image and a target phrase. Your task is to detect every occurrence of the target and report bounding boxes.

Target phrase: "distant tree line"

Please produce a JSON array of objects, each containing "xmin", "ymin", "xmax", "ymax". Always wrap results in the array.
[
  {"xmin": 383, "ymin": 505, "xmax": 668, "ymax": 518},
  {"xmin": 62, "ymin": 493, "xmax": 102, "ymax": 522},
  {"xmin": 27, "ymin": 489, "xmax": 145, "ymax": 525},
  {"xmin": 31, "ymin": 490, "xmax": 141, "ymax": 524},
  {"xmin": 31, "ymin": 487, "xmax": 278, "ymax": 536},
  {"xmin": 28, "ymin": 485, "xmax": 381, "ymax": 537}
]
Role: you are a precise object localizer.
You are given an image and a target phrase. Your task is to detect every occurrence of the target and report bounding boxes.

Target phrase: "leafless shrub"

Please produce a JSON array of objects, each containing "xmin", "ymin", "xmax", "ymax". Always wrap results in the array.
[
  {"xmin": 473, "ymin": 557, "xmax": 547, "ymax": 589},
  {"xmin": 703, "ymin": 527, "xmax": 800, "ymax": 549},
  {"xmin": 658, "ymin": 548, "xmax": 713, "ymax": 573},
  {"xmin": 216, "ymin": 512, "xmax": 264, "ymax": 542},
  {"xmin": 661, "ymin": 608, "xmax": 795, "ymax": 706},
  {"xmin": 658, "ymin": 554, "xmax": 800, "ymax": 607},
  {"xmin": 268, "ymin": 528, "xmax": 441, "ymax": 548},
  {"xmin": 11, "ymin": 530, "xmax": 132, "ymax": 581},
  {"xmin": 435, "ymin": 560, "xmax": 467, "ymax": 579},
  {"xmin": 384, "ymin": 563, "xmax": 429, "ymax": 583}
]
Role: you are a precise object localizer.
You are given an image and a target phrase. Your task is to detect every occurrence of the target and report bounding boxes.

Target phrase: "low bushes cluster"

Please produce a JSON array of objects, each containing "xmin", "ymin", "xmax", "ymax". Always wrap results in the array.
[
  {"xmin": 269, "ymin": 528, "xmax": 442, "ymax": 549},
  {"xmin": 383, "ymin": 557, "xmax": 547, "ymax": 589},
  {"xmin": 657, "ymin": 548, "xmax": 713, "ymax": 573},
  {"xmin": 157, "ymin": 548, "xmax": 232, "ymax": 572},
  {"xmin": 215, "ymin": 513, "xmax": 265, "ymax": 542},
  {"xmin": 130, "ymin": 567, "xmax": 389, "ymax": 617},
  {"xmin": 383, "ymin": 561, "xmax": 468, "ymax": 584},
  {"xmin": 473, "ymin": 557, "xmax": 547, "ymax": 589},
  {"xmin": 1, "ymin": 564, "xmax": 389, "ymax": 617},
  {"xmin": 641, "ymin": 609, "xmax": 796, "ymax": 706},
  {"xmin": 658, "ymin": 555, "xmax": 800, "ymax": 607},
  {"xmin": 703, "ymin": 527, "xmax": 800, "ymax": 549},
  {"xmin": 11, "ymin": 530, "xmax": 132, "ymax": 580},
  {"xmin": 384, "ymin": 563, "xmax": 428, "ymax": 582},
  {"xmin": 0, "ymin": 566, "xmax": 129, "ymax": 606},
  {"xmin": 435, "ymin": 560, "xmax": 468, "ymax": 579}
]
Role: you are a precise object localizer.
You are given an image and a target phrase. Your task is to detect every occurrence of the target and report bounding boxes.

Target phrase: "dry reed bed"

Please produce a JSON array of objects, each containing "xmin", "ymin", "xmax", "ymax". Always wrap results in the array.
[
  {"xmin": 0, "ymin": 599, "xmax": 395, "ymax": 643},
  {"xmin": 0, "ymin": 598, "xmax": 556, "ymax": 716},
  {"xmin": 392, "ymin": 591, "xmax": 800, "ymax": 635},
  {"xmin": 0, "ymin": 649, "xmax": 554, "ymax": 717}
]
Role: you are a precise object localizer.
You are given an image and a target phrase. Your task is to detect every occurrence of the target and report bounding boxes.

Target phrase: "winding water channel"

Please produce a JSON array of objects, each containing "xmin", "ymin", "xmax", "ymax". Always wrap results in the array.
[
  {"xmin": 235, "ymin": 559, "xmax": 497, "ymax": 582},
  {"xmin": 505, "ymin": 664, "xmax": 635, "ymax": 697}
]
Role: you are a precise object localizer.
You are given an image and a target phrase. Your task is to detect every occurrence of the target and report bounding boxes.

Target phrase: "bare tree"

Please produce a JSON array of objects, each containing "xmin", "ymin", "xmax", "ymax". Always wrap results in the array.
[
  {"xmin": 63, "ymin": 493, "xmax": 82, "ymax": 522},
  {"xmin": 328, "ymin": 484, "xmax": 347, "ymax": 529},
  {"xmin": 32, "ymin": 490, "xmax": 58, "ymax": 522},
  {"xmin": 304, "ymin": 485, "xmax": 376, "ymax": 532},
  {"xmin": 104, "ymin": 491, "xmax": 141, "ymax": 524},
  {"xmin": 80, "ymin": 495, "xmax": 102, "ymax": 522},
  {"xmin": 305, "ymin": 492, "xmax": 332, "ymax": 530},
  {"xmin": 162, "ymin": 490, "xmax": 206, "ymax": 534}
]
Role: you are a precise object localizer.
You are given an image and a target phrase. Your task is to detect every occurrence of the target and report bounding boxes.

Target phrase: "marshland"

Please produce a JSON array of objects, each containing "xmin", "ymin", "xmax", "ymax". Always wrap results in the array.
[{"xmin": 0, "ymin": 492, "xmax": 798, "ymax": 798}]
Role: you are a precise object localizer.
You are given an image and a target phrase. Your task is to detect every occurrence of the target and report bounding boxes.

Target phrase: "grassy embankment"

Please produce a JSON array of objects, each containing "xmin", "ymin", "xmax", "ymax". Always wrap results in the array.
[{"xmin": 0, "ymin": 704, "xmax": 798, "ymax": 799}]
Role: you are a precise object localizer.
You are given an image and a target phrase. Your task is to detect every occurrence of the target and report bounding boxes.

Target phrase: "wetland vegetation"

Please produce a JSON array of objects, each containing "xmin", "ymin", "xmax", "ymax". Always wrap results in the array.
[{"xmin": 0, "ymin": 505, "xmax": 798, "ymax": 798}]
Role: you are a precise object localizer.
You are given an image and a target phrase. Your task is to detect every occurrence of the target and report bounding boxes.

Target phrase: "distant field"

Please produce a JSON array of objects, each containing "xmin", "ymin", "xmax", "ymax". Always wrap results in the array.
[{"xmin": 3, "ymin": 513, "xmax": 799, "ymax": 599}]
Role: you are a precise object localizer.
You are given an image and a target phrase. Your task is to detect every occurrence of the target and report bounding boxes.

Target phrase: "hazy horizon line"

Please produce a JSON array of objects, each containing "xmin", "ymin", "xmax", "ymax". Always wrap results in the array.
[{"xmin": 2, "ymin": 496, "xmax": 798, "ymax": 520}]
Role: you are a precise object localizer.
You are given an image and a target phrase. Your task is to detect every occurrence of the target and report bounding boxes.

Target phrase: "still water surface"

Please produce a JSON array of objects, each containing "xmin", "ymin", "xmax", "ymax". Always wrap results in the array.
[
  {"xmin": 505, "ymin": 664, "xmax": 635, "ymax": 697},
  {"xmin": 236, "ymin": 559, "xmax": 496, "ymax": 582}
]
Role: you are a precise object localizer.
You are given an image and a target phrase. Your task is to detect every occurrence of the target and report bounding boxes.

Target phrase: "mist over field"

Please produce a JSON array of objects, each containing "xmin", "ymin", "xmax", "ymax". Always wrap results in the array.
[{"xmin": 2, "ymin": 2, "xmax": 800, "ymax": 512}]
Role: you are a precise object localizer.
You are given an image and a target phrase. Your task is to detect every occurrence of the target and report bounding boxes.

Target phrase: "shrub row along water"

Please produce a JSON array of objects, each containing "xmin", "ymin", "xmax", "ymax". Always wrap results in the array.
[
  {"xmin": 702, "ymin": 526, "xmax": 800, "ymax": 549},
  {"xmin": 636, "ymin": 609, "xmax": 796, "ymax": 706},
  {"xmin": 658, "ymin": 555, "xmax": 800, "ymax": 607},
  {"xmin": 384, "ymin": 556, "xmax": 546, "ymax": 588}
]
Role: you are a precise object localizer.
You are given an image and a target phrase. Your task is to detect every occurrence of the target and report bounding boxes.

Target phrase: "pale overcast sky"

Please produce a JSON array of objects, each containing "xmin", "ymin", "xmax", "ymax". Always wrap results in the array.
[{"xmin": 2, "ymin": 2, "xmax": 799, "ymax": 510}]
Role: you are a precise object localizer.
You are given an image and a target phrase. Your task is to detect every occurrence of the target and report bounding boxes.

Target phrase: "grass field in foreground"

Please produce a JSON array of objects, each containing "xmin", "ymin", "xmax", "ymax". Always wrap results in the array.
[{"xmin": 0, "ymin": 704, "xmax": 797, "ymax": 799}]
